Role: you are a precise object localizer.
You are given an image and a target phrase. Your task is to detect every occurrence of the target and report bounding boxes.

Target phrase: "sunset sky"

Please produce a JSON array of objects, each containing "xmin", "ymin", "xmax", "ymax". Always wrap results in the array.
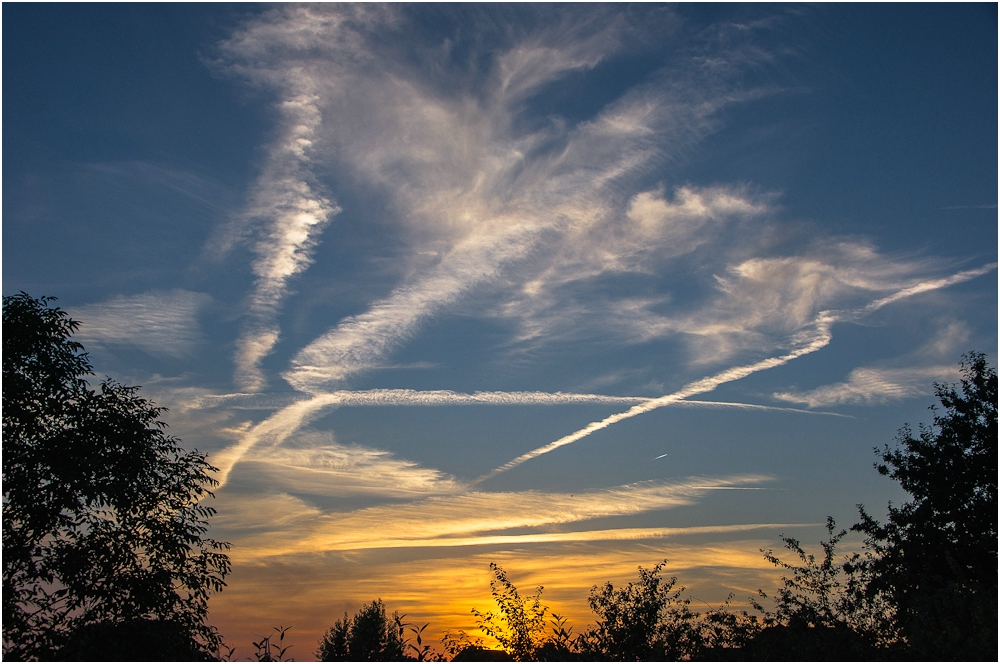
[{"xmin": 4, "ymin": 4, "xmax": 997, "ymax": 658}]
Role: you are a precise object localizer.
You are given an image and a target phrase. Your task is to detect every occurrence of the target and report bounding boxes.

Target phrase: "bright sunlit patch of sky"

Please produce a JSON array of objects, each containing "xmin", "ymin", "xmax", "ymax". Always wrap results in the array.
[{"xmin": 3, "ymin": 4, "xmax": 996, "ymax": 659}]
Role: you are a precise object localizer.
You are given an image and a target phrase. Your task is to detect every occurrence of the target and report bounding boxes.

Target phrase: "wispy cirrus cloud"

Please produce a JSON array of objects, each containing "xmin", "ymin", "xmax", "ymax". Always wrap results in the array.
[
  {"xmin": 773, "ymin": 365, "xmax": 962, "ymax": 408},
  {"xmin": 229, "ymin": 87, "xmax": 340, "ymax": 392},
  {"xmin": 69, "ymin": 289, "xmax": 211, "ymax": 358},
  {"xmin": 212, "ymin": 5, "xmax": 775, "ymax": 395},
  {"xmin": 247, "ymin": 431, "xmax": 465, "ymax": 498},
  {"xmin": 495, "ymin": 184, "xmax": 777, "ymax": 347}
]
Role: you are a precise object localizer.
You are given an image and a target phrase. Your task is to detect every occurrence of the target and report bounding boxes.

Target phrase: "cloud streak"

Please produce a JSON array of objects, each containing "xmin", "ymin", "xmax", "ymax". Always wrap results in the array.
[
  {"xmin": 773, "ymin": 365, "xmax": 962, "ymax": 408},
  {"xmin": 217, "ymin": 13, "xmax": 344, "ymax": 391},
  {"xmin": 474, "ymin": 264, "xmax": 996, "ymax": 484},
  {"xmin": 214, "ymin": 474, "xmax": 773, "ymax": 557},
  {"xmin": 206, "ymin": 389, "xmax": 840, "ymax": 488},
  {"xmin": 69, "ymin": 290, "xmax": 211, "ymax": 358}
]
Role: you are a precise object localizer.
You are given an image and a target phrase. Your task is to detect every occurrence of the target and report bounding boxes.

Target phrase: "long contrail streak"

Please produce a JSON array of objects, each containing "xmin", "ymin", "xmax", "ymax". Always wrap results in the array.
[
  {"xmin": 470, "ymin": 263, "xmax": 996, "ymax": 485},
  {"xmin": 198, "ymin": 389, "xmax": 848, "ymax": 413}
]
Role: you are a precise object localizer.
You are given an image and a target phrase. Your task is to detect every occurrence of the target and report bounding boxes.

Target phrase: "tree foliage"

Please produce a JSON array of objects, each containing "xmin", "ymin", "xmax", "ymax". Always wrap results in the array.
[
  {"xmin": 750, "ymin": 352, "xmax": 997, "ymax": 660},
  {"xmin": 472, "ymin": 563, "xmax": 549, "ymax": 661},
  {"xmin": 757, "ymin": 518, "xmax": 853, "ymax": 631},
  {"xmin": 579, "ymin": 561, "xmax": 704, "ymax": 661},
  {"xmin": 317, "ymin": 599, "xmax": 407, "ymax": 661},
  {"xmin": 850, "ymin": 351, "xmax": 997, "ymax": 659},
  {"xmin": 2, "ymin": 293, "xmax": 230, "ymax": 660},
  {"xmin": 750, "ymin": 519, "xmax": 876, "ymax": 660}
]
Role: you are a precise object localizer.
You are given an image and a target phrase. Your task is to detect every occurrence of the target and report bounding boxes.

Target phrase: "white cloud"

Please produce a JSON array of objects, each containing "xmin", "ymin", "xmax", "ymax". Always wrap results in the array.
[
  {"xmin": 230, "ymin": 86, "xmax": 340, "ymax": 392},
  {"xmin": 673, "ymin": 242, "xmax": 939, "ymax": 365},
  {"xmin": 213, "ymin": 5, "xmax": 775, "ymax": 393},
  {"xmin": 494, "ymin": 185, "xmax": 776, "ymax": 347},
  {"xmin": 204, "ymin": 387, "xmax": 837, "ymax": 490},
  {"xmin": 773, "ymin": 365, "xmax": 962, "ymax": 408},
  {"xmin": 69, "ymin": 290, "xmax": 211, "ymax": 358},
  {"xmin": 922, "ymin": 320, "xmax": 971, "ymax": 358},
  {"xmin": 191, "ymin": 386, "xmax": 843, "ymax": 414}
]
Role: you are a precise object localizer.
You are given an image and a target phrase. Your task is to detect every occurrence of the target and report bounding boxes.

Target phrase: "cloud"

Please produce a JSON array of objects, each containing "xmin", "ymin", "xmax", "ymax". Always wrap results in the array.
[
  {"xmin": 247, "ymin": 430, "xmax": 465, "ymax": 498},
  {"xmin": 475, "ymin": 265, "xmax": 995, "ymax": 483},
  {"xmin": 209, "ymin": 4, "xmax": 994, "ymax": 496},
  {"xmin": 230, "ymin": 89, "xmax": 341, "ymax": 392},
  {"xmin": 216, "ymin": 7, "xmax": 352, "ymax": 391},
  {"xmin": 920, "ymin": 320, "xmax": 971, "ymax": 358},
  {"xmin": 773, "ymin": 365, "xmax": 962, "ymax": 408},
  {"xmin": 672, "ymin": 242, "xmax": 943, "ymax": 365},
  {"xmin": 212, "ymin": 5, "xmax": 776, "ymax": 393},
  {"xmin": 69, "ymin": 289, "xmax": 211, "ymax": 358},
  {"xmin": 213, "ymin": 474, "xmax": 773, "ymax": 557},
  {"xmin": 191, "ymin": 387, "xmax": 851, "ymax": 413},
  {"xmin": 494, "ymin": 185, "xmax": 777, "ymax": 347}
]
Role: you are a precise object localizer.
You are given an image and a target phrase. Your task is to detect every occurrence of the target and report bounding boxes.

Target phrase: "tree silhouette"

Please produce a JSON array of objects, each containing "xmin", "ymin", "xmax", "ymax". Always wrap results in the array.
[
  {"xmin": 579, "ymin": 561, "xmax": 702, "ymax": 661},
  {"xmin": 850, "ymin": 351, "xmax": 997, "ymax": 659},
  {"xmin": 2, "ymin": 293, "xmax": 230, "ymax": 660},
  {"xmin": 741, "ymin": 354, "xmax": 997, "ymax": 660},
  {"xmin": 472, "ymin": 563, "xmax": 549, "ymax": 661},
  {"xmin": 316, "ymin": 599, "xmax": 407, "ymax": 661},
  {"xmin": 747, "ymin": 518, "xmax": 874, "ymax": 660}
]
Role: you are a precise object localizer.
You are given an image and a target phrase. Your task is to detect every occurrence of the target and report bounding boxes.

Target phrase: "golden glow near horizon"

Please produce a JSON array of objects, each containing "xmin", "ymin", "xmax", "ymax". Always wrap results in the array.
[{"xmin": 209, "ymin": 536, "xmax": 824, "ymax": 660}]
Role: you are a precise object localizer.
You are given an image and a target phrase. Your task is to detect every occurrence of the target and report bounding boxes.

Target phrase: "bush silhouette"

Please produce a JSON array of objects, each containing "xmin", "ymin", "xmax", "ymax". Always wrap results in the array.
[
  {"xmin": 579, "ymin": 561, "xmax": 703, "ymax": 661},
  {"xmin": 317, "ymin": 599, "xmax": 407, "ymax": 661},
  {"xmin": 743, "ymin": 352, "xmax": 998, "ymax": 660},
  {"xmin": 471, "ymin": 563, "xmax": 549, "ymax": 661}
]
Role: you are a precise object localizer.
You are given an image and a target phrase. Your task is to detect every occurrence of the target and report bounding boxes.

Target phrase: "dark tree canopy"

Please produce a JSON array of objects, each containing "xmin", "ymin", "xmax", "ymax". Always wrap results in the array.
[
  {"xmin": 316, "ymin": 599, "xmax": 407, "ymax": 661},
  {"xmin": 2, "ymin": 293, "xmax": 231, "ymax": 661},
  {"xmin": 579, "ymin": 562, "xmax": 704, "ymax": 661},
  {"xmin": 851, "ymin": 351, "xmax": 998, "ymax": 660}
]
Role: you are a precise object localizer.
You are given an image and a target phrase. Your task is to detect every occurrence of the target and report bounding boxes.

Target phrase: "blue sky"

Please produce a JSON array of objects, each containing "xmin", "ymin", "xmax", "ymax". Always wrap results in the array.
[{"xmin": 4, "ymin": 3, "xmax": 997, "ymax": 655}]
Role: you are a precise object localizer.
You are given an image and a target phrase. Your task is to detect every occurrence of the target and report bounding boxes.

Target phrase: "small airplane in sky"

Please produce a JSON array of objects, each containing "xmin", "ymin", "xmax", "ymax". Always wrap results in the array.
[{"xmin": 654, "ymin": 453, "xmax": 668, "ymax": 460}]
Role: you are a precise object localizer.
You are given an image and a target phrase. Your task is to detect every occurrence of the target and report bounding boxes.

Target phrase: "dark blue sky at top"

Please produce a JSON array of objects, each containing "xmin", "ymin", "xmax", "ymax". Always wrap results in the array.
[{"xmin": 5, "ymin": 4, "xmax": 996, "ymax": 282}]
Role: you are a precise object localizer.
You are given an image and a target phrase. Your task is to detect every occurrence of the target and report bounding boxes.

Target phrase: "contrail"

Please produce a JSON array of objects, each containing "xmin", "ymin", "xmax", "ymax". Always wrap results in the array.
[
  {"xmin": 470, "ymin": 315, "xmax": 836, "ymax": 485},
  {"xmin": 207, "ymin": 392, "xmax": 839, "ymax": 487},
  {"xmin": 198, "ymin": 389, "xmax": 846, "ymax": 413},
  {"xmin": 470, "ymin": 263, "xmax": 996, "ymax": 485}
]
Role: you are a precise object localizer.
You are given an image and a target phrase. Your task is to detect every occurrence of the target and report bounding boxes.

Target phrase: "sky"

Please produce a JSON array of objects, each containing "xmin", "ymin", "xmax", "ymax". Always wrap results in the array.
[{"xmin": 3, "ymin": 3, "xmax": 998, "ymax": 658}]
